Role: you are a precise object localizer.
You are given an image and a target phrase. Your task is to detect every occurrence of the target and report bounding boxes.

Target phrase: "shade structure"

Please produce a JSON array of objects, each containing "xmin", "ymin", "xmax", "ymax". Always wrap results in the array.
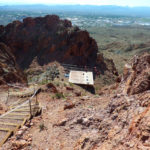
[{"xmin": 69, "ymin": 71, "xmax": 94, "ymax": 85}]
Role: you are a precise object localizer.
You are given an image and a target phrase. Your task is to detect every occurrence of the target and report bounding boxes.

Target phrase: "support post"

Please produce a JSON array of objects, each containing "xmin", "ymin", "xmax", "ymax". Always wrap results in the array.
[
  {"xmin": 36, "ymin": 94, "xmax": 38, "ymax": 104},
  {"xmin": 29, "ymin": 99, "xmax": 32, "ymax": 117},
  {"xmin": 5, "ymin": 87, "xmax": 9, "ymax": 104},
  {"xmin": 33, "ymin": 84, "xmax": 35, "ymax": 101}
]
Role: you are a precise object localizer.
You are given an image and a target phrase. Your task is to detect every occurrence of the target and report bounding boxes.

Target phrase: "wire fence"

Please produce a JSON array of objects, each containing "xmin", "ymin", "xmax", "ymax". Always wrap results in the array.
[{"xmin": 62, "ymin": 63, "xmax": 94, "ymax": 72}]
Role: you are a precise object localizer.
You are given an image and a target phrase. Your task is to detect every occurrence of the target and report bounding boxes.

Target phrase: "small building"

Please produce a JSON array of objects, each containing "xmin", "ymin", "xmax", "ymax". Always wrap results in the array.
[{"xmin": 69, "ymin": 70, "xmax": 94, "ymax": 85}]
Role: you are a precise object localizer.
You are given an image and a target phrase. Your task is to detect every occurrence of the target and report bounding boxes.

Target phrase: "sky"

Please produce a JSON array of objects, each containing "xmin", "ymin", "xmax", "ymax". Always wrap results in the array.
[{"xmin": 0, "ymin": 0, "xmax": 150, "ymax": 7}]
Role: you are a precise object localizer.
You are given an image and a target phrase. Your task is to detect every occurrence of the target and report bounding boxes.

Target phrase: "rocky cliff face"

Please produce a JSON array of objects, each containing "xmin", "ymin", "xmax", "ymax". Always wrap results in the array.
[
  {"xmin": 96, "ymin": 53, "xmax": 150, "ymax": 149},
  {"xmin": 123, "ymin": 53, "xmax": 150, "ymax": 95},
  {"xmin": 0, "ymin": 15, "xmax": 106, "ymax": 70},
  {"xmin": 0, "ymin": 42, "xmax": 27, "ymax": 85}
]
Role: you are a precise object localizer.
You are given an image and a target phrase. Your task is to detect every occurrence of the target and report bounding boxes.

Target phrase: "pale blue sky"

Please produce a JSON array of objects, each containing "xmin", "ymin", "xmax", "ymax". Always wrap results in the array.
[{"xmin": 0, "ymin": 0, "xmax": 150, "ymax": 7}]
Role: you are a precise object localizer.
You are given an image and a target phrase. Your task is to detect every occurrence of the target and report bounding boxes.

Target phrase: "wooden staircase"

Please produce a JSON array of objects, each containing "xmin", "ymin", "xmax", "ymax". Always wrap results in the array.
[{"xmin": 0, "ymin": 89, "xmax": 41, "ymax": 147}]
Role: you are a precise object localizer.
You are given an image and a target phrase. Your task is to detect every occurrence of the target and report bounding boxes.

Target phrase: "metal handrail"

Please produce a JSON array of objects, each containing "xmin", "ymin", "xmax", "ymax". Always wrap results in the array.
[{"xmin": 0, "ymin": 88, "xmax": 40, "ymax": 118}]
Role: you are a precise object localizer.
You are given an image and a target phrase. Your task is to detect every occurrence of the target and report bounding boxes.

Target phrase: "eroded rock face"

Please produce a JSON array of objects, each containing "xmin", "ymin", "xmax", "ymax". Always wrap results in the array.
[
  {"xmin": 99, "ymin": 53, "xmax": 150, "ymax": 149},
  {"xmin": 0, "ymin": 42, "xmax": 27, "ymax": 85},
  {"xmin": 123, "ymin": 53, "xmax": 150, "ymax": 95},
  {"xmin": 0, "ymin": 15, "xmax": 101, "ymax": 70}
]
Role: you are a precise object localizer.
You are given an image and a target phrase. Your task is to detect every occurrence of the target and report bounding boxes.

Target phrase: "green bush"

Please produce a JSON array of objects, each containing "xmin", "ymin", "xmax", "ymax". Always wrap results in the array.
[
  {"xmin": 64, "ymin": 83, "xmax": 67, "ymax": 87},
  {"xmin": 55, "ymin": 93, "xmax": 65, "ymax": 99},
  {"xmin": 39, "ymin": 122, "xmax": 45, "ymax": 132},
  {"xmin": 56, "ymin": 83, "xmax": 60, "ymax": 87},
  {"xmin": 69, "ymin": 83, "xmax": 74, "ymax": 87}
]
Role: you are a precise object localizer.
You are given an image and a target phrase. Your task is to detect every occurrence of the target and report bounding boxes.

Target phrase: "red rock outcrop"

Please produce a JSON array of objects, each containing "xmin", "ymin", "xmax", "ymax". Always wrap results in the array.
[
  {"xmin": 99, "ymin": 53, "xmax": 150, "ymax": 149},
  {"xmin": 122, "ymin": 53, "xmax": 150, "ymax": 95},
  {"xmin": 0, "ymin": 42, "xmax": 27, "ymax": 85},
  {"xmin": 0, "ymin": 15, "xmax": 105, "ymax": 71}
]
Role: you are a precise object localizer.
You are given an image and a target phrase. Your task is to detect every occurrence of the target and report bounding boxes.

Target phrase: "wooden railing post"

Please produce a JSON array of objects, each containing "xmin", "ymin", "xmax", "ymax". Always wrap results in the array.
[
  {"xmin": 5, "ymin": 87, "xmax": 9, "ymax": 104},
  {"xmin": 29, "ymin": 99, "xmax": 32, "ymax": 117},
  {"xmin": 36, "ymin": 94, "xmax": 38, "ymax": 104}
]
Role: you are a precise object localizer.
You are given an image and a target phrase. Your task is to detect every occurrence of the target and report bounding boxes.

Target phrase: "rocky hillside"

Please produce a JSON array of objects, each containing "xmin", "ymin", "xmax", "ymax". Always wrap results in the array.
[
  {"xmin": 122, "ymin": 53, "xmax": 150, "ymax": 95},
  {"xmin": 1, "ymin": 52, "xmax": 149, "ymax": 149},
  {"xmin": 0, "ymin": 42, "xmax": 27, "ymax": 85},
  {"xmin": 98, "ymin": 53, "xmax": 150, "ymax": 149}
]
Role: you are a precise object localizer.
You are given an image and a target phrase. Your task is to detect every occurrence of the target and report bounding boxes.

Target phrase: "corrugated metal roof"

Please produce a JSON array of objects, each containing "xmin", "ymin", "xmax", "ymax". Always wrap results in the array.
[{"xmin": 69, "ymin": 71, "xmax": 94, "ymax": 85}]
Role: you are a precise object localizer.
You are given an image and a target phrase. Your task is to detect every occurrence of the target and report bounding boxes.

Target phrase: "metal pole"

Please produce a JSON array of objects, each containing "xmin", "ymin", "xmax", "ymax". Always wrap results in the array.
[
  {"xmin": 36, "ymin": 94, "xmax": 38, "ymax": 104},
  {"xmin": 5, "ymin": 87, "xmax": 9, "ymax": 104},
  {"xmin": 34, "ymin": 84, "xmax": 35, "ymax": 93},
  {"xmin": 29, "ymin": 99, "xmax": 32, "ymax": 117}
]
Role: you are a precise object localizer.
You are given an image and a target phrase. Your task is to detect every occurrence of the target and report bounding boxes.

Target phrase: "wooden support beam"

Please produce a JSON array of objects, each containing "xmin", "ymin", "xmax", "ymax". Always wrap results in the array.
[
  {"xmin": 13, "ymin": 125, "xmax": 21, "ymax": 134},
  {"xmin": 21, "ymin": 118, "xmax": 27, "ymax": 127},
  {"xmin": 0, "ymin": 131, "xmax": 12, "ymax": 147}
]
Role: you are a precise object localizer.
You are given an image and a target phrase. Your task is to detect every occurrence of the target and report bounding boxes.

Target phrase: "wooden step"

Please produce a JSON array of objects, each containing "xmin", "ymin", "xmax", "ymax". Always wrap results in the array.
[
  {"xmin": 0, "ymin": 122, "xmax": 19, "ymax": 126},
  {"xmin": 0, "ymin": 119, "xmax": 23, "ymax": 124},
  {"xmin": 11, "ymin": 103, "xmax": 38, "ymax": 108},
  {"xmin": 0, "ymin": 128, "xmax": 11, "ymax": 132},
  {"xmin": 7, "ymin": 113, "xmax": 29, "ymax": 116},
  {"xmin": 2, "ymin": 117, "xmax": 25, "ymax": 120},
  {"xmin": 0, "ymin": 124, "xmax": 19, "ymax": 131},
  {"xmin": 0, "ymin": 90, "xmax": 41, "ymax": 147}
]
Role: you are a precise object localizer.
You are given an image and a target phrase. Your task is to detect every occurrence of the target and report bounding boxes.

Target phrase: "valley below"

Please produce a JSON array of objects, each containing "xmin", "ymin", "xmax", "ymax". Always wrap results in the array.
[{"xmin": 88, "ymin": 26, "xmax": 150, "ymax": 73}]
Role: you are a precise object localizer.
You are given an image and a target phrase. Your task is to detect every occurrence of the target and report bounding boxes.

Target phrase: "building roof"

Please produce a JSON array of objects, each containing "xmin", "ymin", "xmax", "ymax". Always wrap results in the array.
[{"xmin": 69, "ymin": 70, "xmax": 94, "ymax": 85}]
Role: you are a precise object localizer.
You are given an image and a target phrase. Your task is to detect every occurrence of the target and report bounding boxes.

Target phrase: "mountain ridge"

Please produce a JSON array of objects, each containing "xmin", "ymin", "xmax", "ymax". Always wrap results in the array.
[{"xmin": 0, "ymin": 5, "xmax": 150, "ymax": 17}]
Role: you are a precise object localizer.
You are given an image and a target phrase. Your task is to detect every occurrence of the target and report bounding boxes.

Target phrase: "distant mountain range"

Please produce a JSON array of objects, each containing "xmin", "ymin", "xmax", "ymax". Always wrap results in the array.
[{"xmin": 0, "ymin": 5, "xmax": 150, "ymax": 17}]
